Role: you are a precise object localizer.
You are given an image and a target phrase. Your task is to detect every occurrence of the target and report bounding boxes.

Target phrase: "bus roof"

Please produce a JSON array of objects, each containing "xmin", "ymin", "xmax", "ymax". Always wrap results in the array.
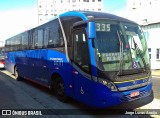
[
  {"xmin": 5, "ymin": 11, "xmax": 137, "ymax": 42},
  {"xmin": 60, "ymin": 11, "xmax": 137, "ymax": 24}
]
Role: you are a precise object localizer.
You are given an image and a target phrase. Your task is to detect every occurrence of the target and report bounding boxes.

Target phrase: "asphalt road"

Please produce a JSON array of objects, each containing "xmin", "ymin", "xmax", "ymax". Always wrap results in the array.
[{"xmin": 0, "ymin": 69, "xmax": 159, "ymax": 118}]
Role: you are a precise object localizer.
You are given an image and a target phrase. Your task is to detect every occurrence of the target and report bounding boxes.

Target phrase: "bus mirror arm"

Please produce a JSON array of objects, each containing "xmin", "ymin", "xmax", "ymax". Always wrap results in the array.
[
  {"xmin": 72, "ymin": 20, "xmax": 93, "ymax": 29},
  {"xmin": 72, "ymin": 20, "xmax": 96, "ymax": 39},
  {"xmin": 88, "ymin": 21, "xmax": 96, "ymax": 39}
]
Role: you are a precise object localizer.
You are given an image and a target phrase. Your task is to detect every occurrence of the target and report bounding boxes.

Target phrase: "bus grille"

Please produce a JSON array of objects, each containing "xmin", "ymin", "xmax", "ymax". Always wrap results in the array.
[{"xmin": 120, "ymin": 91, "xmax": 150, "ymax": 102}]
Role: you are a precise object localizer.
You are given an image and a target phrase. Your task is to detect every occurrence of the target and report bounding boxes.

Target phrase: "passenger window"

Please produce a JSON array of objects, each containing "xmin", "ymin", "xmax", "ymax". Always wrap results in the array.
[
  {"xmin": 29, "ymin": 30, "xmax": 36, "ymax": 49},
  {"xmin": 22, "ymin": 32, "xmax": 28, "ymax": 49},
  {"xmin": 44, "ymin": 29, "xmax": 49, "ymax": 48},
  {"xmin": 37, "ymin": 29, "xmax": 43, "ymax": 48},
  {"xmin": 48, "ymin": 19, "xmax": 64, "ymax": 48}
]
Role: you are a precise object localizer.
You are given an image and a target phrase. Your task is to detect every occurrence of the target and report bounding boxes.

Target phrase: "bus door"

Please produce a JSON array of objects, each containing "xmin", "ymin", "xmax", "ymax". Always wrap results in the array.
[{"xmin": 72, "ymin": 28, "xmax": 92, "ymax": 102}]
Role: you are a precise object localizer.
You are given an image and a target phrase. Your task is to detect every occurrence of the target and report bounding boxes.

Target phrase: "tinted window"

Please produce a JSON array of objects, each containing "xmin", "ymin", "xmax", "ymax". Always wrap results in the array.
[
  {"xmin": 22, "ymin": 32, "xmax": 28, "ymax": 49},
  {"xmin": 5, "ymin": 19, "xmax": 64, "ymax": 51},
  {"xmin": 60, "ymin": 16, "xmax": 82, "ymax": 46},
  {"xmin": 17, "ymin": 35, "xmax": 22, "ymax": 50},
  {"xmin": 44, "ymin": 28, "xmax": 49, "ymax": 48},
  {"xmin": 73, "ymin": 29, "xmax": 90, "ymax": 73},
  {"xmin": 35, "ymin": 29, "xmax": 43, "ymax": 48},
  {"xmin": 29, "ymin": 30, "xmax": 36, "ymax": 49},
  {"xmin": 47, "ymin": 19, "xmax": 64, "ymax": 48}
]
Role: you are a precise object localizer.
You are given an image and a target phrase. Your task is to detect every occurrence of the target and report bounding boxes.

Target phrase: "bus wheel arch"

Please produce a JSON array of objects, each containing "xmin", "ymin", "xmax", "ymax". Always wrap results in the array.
[
  {"xmin": 14, "ymin": 65, "xmax": 21, "ymax": 81},
  {"xmin": 50, "ymin": 73, "xmax": 68, "ymax": 102}
]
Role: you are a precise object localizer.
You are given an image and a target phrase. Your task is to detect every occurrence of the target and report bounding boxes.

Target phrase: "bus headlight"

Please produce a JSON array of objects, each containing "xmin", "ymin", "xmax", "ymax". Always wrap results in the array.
[
  {"xmin": 98, "ymin": 78, "xmax": 118, "ymax": 91},
  {"xmin": 148, "ymin": 76, "xmax": 152, "ymax": 84}
]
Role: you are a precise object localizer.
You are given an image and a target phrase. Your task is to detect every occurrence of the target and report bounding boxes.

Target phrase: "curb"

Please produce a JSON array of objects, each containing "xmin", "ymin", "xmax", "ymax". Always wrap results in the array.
[{"xmin": 152, "ymin": 76, "xmax": 160, "ymax": 78}]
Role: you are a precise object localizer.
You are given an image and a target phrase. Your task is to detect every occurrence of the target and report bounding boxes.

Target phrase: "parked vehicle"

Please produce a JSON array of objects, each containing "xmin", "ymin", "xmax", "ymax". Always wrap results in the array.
[
  {"xmin": 5, "ymin": 11, "xmax": 152, "ymax": 108},
  {"xmin": 0, "ymin": 47, "xmax": 5, "ymax": 68}
]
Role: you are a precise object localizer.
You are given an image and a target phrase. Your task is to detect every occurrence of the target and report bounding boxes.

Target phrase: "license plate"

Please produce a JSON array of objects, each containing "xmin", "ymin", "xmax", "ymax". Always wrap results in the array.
[{"xmin": 130, "ymin": 91, "xmax": 140, "ymax": 97}]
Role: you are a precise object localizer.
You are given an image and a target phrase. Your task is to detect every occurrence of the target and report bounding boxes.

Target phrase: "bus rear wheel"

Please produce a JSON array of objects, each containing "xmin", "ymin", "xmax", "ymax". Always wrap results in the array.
[
  {"xmin": 14, "ymin": 66, "xmax": 21, "ymax": 81},
  {"xmin": 54, "ymin": 78, "xmax": 68, "ymax": 102}
]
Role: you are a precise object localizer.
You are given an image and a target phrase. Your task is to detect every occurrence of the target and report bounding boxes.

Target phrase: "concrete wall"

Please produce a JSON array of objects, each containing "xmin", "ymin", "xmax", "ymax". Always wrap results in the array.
[{"xmin": 143, "ymin": 27, "xmax": 160, "ymax": 69}]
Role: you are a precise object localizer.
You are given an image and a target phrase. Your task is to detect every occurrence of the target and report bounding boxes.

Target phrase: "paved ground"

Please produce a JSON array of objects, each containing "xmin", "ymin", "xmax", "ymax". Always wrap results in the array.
[
  {"xmin": 0, "ymin": 69, "xmax": 160, "ymax": 118},
  {"xmin": 152, "ymin": 70, "xmax": 160, "ymax": 76}
]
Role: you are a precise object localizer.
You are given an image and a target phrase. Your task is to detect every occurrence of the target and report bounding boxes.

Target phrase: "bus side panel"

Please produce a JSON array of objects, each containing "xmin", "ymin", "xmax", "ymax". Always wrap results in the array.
[
  {"xmin": 15, "ymin": 49, "xmax": 75, "ymax": 98},
  {"xmin": 16, "ymin": 49, "xmax": 51, "ymax": 85},
  {"xmin": 5, "ymin": 52, "xmax": 16, "ymax": 74},
  {"xmin": 47, "ymin": 49, "xmax": 75, "ymax": 97}
]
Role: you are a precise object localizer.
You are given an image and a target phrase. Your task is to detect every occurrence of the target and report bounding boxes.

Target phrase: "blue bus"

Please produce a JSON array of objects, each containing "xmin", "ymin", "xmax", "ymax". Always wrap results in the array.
[{"xmin": 5, "ymin": 11, "xmax": 152, "ymax": 108}]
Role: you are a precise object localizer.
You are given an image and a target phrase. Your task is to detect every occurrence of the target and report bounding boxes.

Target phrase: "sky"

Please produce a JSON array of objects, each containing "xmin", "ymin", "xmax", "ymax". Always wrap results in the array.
[
  {"xmin": 0, "ymin": 0, "xmax": 127, "ymax": 43},
  {"xmin": 0, "ymin": 0, "xmax": 126, "ymax": 12},
  {"xmin": 0, "ymin": 0, "xmax": 37, "ymax": 11},
  {"xmin": 0, "ymin": 0, "xmax": 38, "ymax": 44},
  {"xmin": 104, "ymin": 0, "xmax": 126, "ymax": 14}
]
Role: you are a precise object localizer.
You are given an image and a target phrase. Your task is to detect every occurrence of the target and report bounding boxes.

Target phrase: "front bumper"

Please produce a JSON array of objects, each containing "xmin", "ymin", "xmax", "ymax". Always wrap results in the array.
[{"xmin": 89, "ymin": 83, "xmax": 152, "ymax": 108}]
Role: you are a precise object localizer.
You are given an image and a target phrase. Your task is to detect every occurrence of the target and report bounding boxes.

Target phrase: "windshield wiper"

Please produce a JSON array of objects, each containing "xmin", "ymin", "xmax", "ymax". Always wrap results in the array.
[
  {"xmin": 117, "ymin": 31, "xmax": 123, "ymax": 75},
  {"xmin": 132, "ymin": 38, "xmax": 147, "ymax": 71}
]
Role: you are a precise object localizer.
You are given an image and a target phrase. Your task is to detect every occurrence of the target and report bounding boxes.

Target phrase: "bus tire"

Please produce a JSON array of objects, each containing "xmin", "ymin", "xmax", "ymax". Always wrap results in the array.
[
  {"xmin": 54, "ymin": 78, "xmax": 68, "ymax": 102},
  {"xmin": 14, "ymin": 66, "xmax": 21, "ymax": 81}
]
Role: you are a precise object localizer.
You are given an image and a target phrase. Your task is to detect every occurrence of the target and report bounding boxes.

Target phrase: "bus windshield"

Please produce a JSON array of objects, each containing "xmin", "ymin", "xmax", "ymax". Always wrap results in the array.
[{"xmin": 94, "ymin": 20, "xmax": 149, "ymax": 73}]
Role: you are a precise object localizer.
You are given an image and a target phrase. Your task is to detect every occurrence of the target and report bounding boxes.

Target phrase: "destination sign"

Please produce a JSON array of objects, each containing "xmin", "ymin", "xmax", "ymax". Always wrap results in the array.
[{"xmin": 96, "ymin": 23, "xmax": 110, "ymax": 32}]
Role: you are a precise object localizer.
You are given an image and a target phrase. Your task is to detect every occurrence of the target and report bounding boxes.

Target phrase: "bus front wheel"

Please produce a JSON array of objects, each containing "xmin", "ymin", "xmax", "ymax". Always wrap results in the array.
[{"xmin": 54, "ymin": 78, "xmax": 68, "ymax": 102}]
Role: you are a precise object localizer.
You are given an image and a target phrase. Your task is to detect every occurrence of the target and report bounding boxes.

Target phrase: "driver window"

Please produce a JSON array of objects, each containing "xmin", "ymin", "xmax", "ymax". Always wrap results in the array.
[{"xmin": 73, "ymin": 29, "xmax": 90, "ymax": 73}]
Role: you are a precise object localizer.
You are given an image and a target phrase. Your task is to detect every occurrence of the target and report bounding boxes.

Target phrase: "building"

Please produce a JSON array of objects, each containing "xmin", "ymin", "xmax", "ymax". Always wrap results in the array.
[
  {"xmin": 126, "ymin": 0, "xmax": 160, "ymax": 23},
  {"xmin": 142, "ymin": 22, "xmax": 160, "ymax": 69},
  {"xmin": 127, "ymin": 0, "xmax": 160, "ymax": 69},
  {"xmin": 37, "ymin": 0, "xmax": 103, "ymax": 24},
  {"xmin": 0, "ymin": 41, "xmax": 4, "ymax": 48}
]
